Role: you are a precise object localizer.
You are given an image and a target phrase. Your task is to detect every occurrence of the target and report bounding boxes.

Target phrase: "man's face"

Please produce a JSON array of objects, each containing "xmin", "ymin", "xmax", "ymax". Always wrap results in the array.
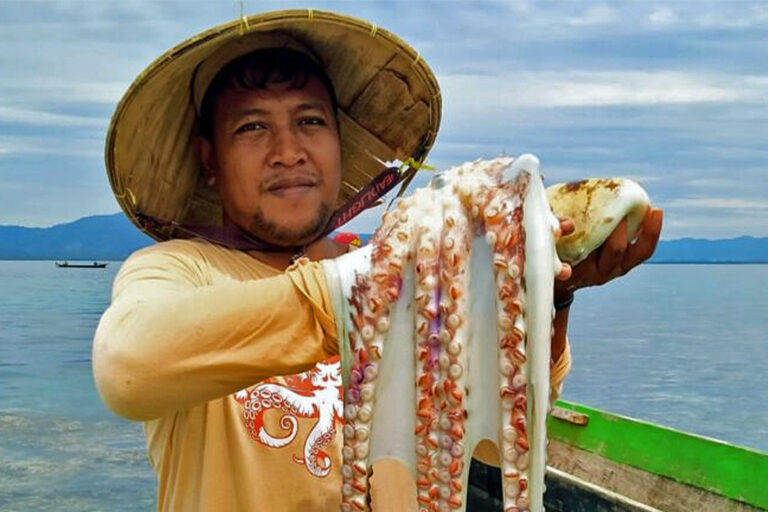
[{"xmin": 199, "ymin": 75, "xmax": 342, "ymax": 247}]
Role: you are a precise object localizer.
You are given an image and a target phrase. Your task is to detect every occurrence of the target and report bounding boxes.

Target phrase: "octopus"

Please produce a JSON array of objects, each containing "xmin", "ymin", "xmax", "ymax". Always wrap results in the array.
[{"xmin": 321, "ymin": 154, "xmax": 651, "ymax": 512}]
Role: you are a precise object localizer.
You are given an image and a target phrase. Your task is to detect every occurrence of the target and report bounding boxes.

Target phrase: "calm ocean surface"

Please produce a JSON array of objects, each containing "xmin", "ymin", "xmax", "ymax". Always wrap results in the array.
[{"xmin": 1, "ymin": 260, "xmax": 767, "ymax": 510}]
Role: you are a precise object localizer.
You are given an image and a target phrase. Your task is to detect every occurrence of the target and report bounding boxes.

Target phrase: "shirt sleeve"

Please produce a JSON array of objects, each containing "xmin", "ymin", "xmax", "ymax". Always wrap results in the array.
[
  {"xmin": 549, "ymin": 336, "xmax": 572, "ymax": 405},
  {"xmin": 92, "ymin": 243, "xmax": 338, "ymax": 421}
]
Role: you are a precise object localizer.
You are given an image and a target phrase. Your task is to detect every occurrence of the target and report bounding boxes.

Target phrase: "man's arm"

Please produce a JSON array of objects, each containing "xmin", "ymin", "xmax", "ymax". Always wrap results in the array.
[{"xmin": 92, "ymin": 242, "xmax": 338, "ymax": 421}]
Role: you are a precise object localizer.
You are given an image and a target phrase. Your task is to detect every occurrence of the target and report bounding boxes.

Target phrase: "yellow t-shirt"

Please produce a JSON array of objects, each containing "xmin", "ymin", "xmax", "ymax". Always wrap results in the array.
[
  {"xmin": 93, "ymin": 238, "xmax": 571, "ymax": 511},
  {"xmin": 93, "ymin": 239, "xmax": 343, "ymax": 510}
]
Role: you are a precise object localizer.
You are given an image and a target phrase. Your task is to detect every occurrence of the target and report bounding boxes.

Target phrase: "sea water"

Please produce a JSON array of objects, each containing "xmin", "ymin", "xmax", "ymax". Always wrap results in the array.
[
  {"xmin": 0, "ymin": 262, "xmax": 153, "ymax": 511},
  {"xmin": 563, "ymin": 263, "xmax": 768, "ymax": 451},
  {"xmin": 0, "ymin": 261, "xmax": 766, "ymax": 510}
]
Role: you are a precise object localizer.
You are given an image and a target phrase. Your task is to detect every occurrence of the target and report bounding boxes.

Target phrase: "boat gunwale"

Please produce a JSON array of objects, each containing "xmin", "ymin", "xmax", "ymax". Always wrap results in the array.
[{"xmin": 548, "ymin": 399, "xmax": 768, "ymax": 509}]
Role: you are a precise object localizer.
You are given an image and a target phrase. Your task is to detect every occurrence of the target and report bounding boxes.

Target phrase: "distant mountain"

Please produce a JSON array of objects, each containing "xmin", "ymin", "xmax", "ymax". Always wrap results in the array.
[
  {"xmin": 1, "ymin": 214, "xmax": 767, "ymax": 262},
  {"xmin": 0, "ymin": 213, "xmax": 153, "ymax": 260}
]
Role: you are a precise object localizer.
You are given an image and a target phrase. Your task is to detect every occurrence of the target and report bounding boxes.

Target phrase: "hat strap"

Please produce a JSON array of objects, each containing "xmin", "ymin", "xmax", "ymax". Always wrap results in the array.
[
  {"xmin": 326, "ymin": 165, "xmax": 402, "ymax": 230},
  {"xmin": 135, "ymin": 213, "xmax": 303, "ymax": 253},
  {"xmin": 135, "ymin": 162, "xmax": 412, "ymax": 253}
]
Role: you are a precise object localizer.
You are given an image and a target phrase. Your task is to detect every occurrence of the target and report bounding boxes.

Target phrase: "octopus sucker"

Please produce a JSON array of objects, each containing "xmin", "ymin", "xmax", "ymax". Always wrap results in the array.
[{"xmin": 321, "ymin": 154, "xmax": 652, "ymax": 511}]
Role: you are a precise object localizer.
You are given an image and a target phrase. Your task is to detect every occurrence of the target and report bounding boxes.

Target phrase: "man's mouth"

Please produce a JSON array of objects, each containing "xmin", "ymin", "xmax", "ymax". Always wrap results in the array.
[{"xmin": 266, "ymin": 177, "xmax": 318, "ymax": 197}]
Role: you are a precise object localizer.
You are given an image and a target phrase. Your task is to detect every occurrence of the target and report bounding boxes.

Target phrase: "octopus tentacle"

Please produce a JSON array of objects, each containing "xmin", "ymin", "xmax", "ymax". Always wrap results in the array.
[
  {"xmin": 486, "ymin": 172, "xmax": 532, "ymax": 511},
  {"xmin": 412, "ymin": 195, "xmax": 443, "ymax": 509},
  {"xmin": 340, "ymin": 200, "xmax": 414, "ymax": 511},
  {"xmin": 433, "ymin": 191, "xmax": 471, "ymax": 511}
]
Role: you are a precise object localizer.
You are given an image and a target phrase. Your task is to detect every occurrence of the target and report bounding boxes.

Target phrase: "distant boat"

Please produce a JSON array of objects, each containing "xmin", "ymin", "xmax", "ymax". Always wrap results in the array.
[{"xmin": 55, "ymin": 261, "xmax": 108, "ymax": 268}]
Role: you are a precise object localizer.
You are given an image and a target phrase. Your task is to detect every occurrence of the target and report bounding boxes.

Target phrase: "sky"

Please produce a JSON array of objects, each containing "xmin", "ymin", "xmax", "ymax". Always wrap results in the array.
[{"xmin": 1, "ymin": 0, "xmax": 767, "ymax": 239}]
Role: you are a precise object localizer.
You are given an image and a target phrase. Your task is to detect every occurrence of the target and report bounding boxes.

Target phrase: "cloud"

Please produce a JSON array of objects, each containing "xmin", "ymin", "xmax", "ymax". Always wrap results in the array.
[
  {"xmin": 0, "ymin": 135, "xmax": 103, "ymax": 158},
  {"xmin": 681, "ymin": 144, "xmax": 768, "ymax": 161},
  {"xmin": 622, "ymin": 175, "xmax": 662, "ymax": 185},
  {"xmin": 568, "ymin": 5, "xmax": 618, "ymax": 26},
  {"xmin": 442, "ymin": 70, "xmax": 759, "ymax": 111},
  {"xmin": 646, "ymin": 7, "xmax": 677, "ymax": 27},
  {"xmin": 685, "ymin": 178, "xmax": 741, "ymax": 189},
  {"xmin": 684, "ymin": 177, "xmax": 768, "ymax": 194},
  {"xmin": 0, "ymin": 105, "xmax": 106, "ymax": 128},
  {"xmin": 664, "ymin": 198, "xmax": 768, "ymax": 211},
  {"xmin": 485, "ymin": 1, "xmax": 767, "ymax": 39},
  {"xmin": 660, "ymin": 210, "xmax": 768, "ymax": 239},
  {"xmin": 0, "ymin": 81, "xmax": 126, "ymax": 106},
  {"xmin": 694, "ymin": 4, "xmax": 768, "ymax": 29}
]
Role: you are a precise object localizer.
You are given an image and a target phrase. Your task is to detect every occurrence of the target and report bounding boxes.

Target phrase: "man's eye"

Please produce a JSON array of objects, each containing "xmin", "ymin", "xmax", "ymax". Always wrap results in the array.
[
  {"xmin": 299, "ymin": 117, "xmax": 326, "ymax": 126},
  {"xmin": 235, "ymin": 122, "xmax": 264, "ymax": 134}
]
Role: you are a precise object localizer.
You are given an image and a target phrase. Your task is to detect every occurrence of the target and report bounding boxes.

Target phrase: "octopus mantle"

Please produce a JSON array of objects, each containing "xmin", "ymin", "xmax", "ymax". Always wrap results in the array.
[{"xmin": 321, "ymin": 155, "xmax": 650, "ymax": 512}]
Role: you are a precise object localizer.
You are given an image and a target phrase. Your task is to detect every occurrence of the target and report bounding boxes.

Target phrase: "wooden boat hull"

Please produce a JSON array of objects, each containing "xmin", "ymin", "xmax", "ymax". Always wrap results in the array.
[{"xmin": 467, "ymin": 400, "xmax": 767, "ymax": 511}]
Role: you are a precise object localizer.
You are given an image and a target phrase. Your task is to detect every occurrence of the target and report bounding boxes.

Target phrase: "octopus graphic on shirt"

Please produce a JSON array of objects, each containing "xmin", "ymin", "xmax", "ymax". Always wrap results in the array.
[{"xmin": 234, "ymin": 358, "xmax": 344, "ymax": 477}]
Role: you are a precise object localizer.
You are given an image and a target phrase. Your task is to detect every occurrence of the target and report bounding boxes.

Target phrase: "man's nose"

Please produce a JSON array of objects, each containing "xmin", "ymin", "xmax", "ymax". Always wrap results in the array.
[{"xmin": 268, "ymin": 127, "xmax": 306, "ymax": 168}]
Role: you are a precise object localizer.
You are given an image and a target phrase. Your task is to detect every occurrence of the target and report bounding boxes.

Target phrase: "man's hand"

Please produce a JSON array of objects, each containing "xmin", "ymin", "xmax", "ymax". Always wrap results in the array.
[
  {"xmin": 549, "ymin": 208, "xmax": 663, "ymax": 362},
  {"xmin": 555, "ymin": 208, "xmax": 663, "ymax": 302}
]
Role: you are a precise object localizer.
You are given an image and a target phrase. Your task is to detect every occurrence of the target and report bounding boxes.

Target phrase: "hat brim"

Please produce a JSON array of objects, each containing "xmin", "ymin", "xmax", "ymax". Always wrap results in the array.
[{"xmin": 106, "ymin": 9, "xmax": 441, "ymax": 242}]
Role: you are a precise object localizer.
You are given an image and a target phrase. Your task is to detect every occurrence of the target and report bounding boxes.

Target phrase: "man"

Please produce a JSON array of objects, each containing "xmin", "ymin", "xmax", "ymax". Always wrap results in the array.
[{"xmin": 93, "ymin": 10, "xmax": 662, "ymax": 511}]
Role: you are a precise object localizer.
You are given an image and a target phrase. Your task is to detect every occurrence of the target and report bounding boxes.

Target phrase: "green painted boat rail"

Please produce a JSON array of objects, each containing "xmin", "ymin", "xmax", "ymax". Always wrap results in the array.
[{"xmin": 548, "ymin": 400, "xmax": 768, "ymax": 509}]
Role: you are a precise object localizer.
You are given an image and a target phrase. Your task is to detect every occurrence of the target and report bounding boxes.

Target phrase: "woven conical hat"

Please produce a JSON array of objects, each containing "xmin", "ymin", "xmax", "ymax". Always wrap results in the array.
[{"xmin": 105, "ymin": 9, "xmax": 442, "ymax": 241}]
